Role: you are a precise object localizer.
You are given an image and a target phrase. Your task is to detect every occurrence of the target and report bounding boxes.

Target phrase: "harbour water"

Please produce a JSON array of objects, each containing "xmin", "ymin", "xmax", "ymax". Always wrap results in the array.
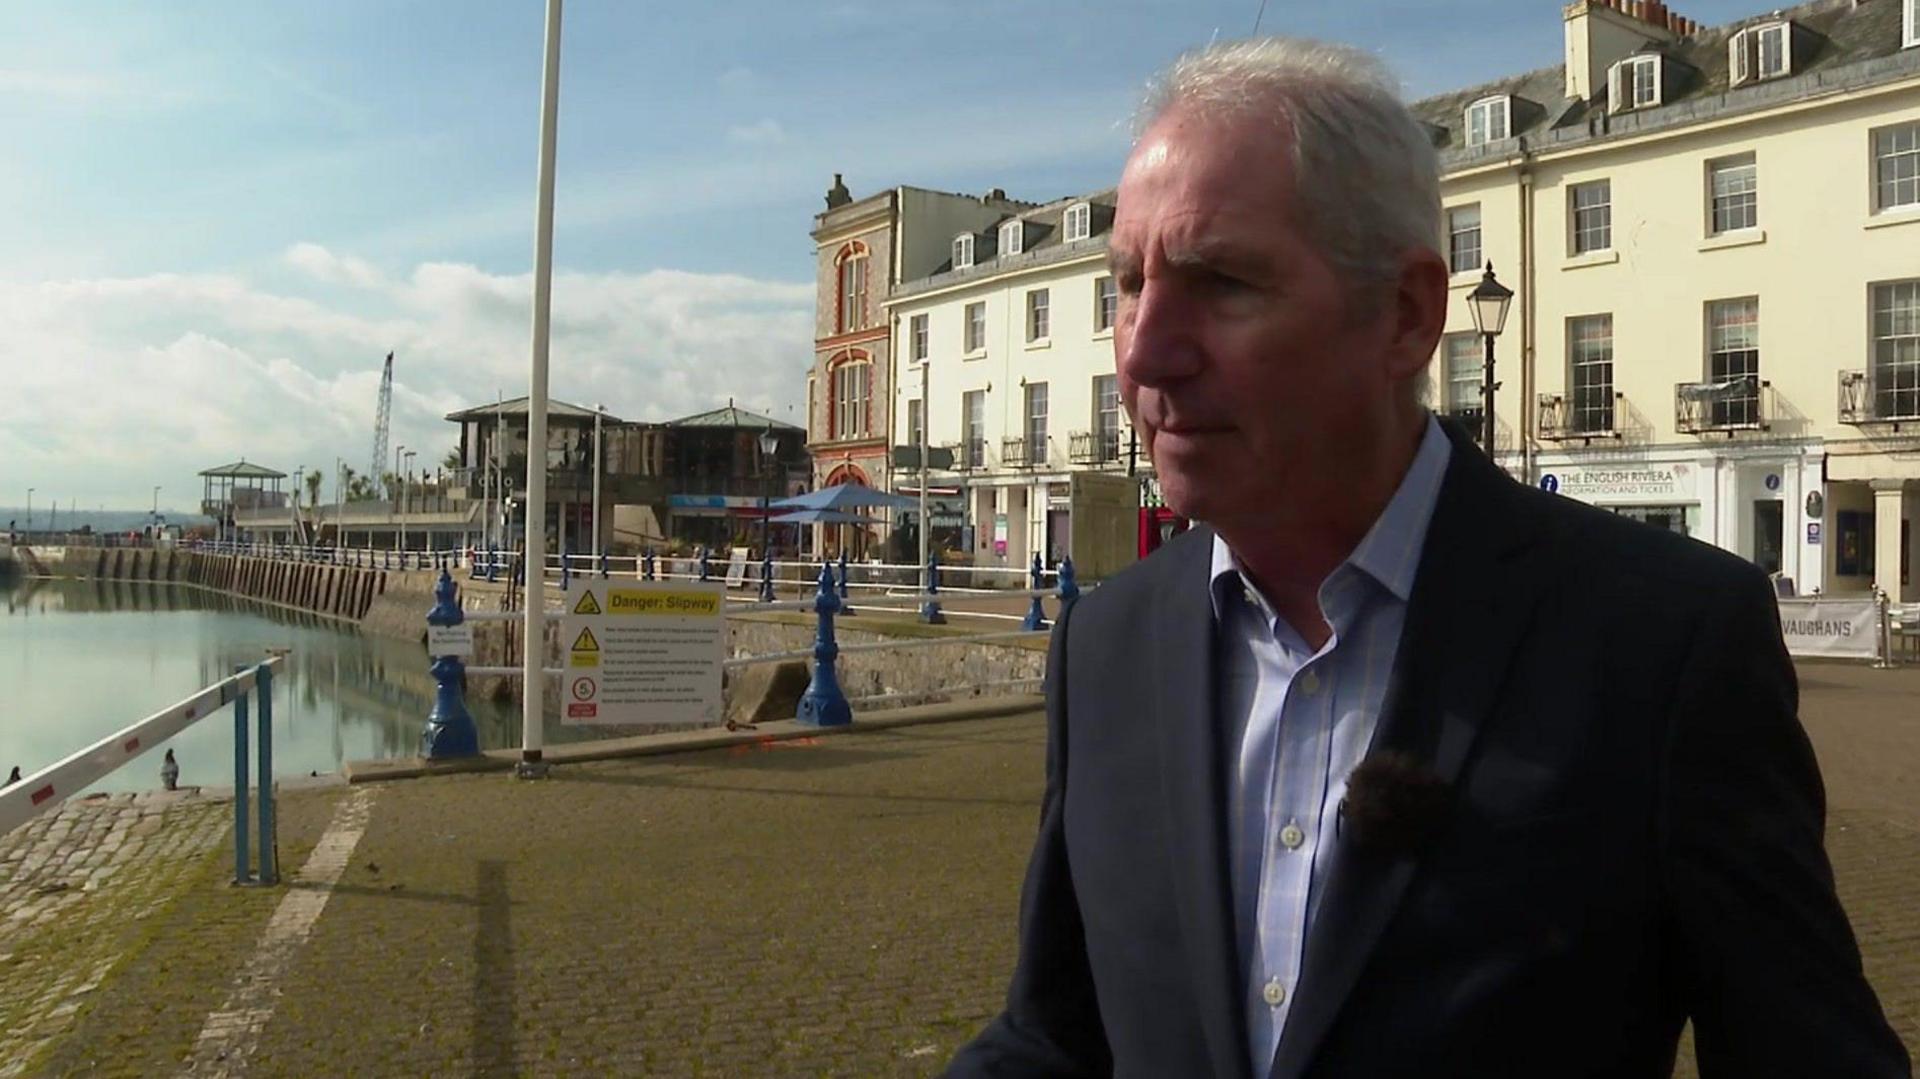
[{"xmin": 0, "ymin": 576, "xmax": 522, "ymax": 793}]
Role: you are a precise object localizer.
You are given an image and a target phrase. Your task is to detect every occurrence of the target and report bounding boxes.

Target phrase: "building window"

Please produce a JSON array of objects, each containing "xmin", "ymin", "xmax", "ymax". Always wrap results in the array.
[
  {"xmin": 906, "ymin": 397, "xmax": 923, "ymax": 450},
  {"xmin": 1731, "ymin": 23, "xmax": 1791, "ymax": 85},
  {"xmin": 1443, "ymin": 333, "xmax": 1482, "ymax": 428},
  {"xmin": 964, "ymin": 301, "xmax": 987, "ymax": 353},
  {"xmin": 909, "ymin": 314, "xmax": 928, "ymax": 361},
  {"xmin": 1094, "ymin": 276, "xmax": 1117, "ymax": 332},
  {"xmin": 1611, "ymin": 55, "xmax": 1661, "ymax": 110},
  {"xmin": 1093, "ymin": 375, "xmax": 1121, "ymax": 462},
  {"xmin": 1569, "ymin": 315, "xmax": 1615, "ymax": 434},
  {"xmin": 831, "ymin": 360, "xmax": 870, "ymax": 440},
  {"xmin": 1707, "ymin": 297, "xmax": 1761, "ymax": 427},
  {"xmin": 1465, "ymin": 96, "xmax": 1509, "ymax": 147},
  {"xmin": 1571, "ymin": 180, "xmax": 1612, "ymax": 255},
  {"xmin": 1025, "ymin": 382, "xmax": 1049, "ymax": 464},
  {"xmin": 1000, "ymin": 220, "xmax": 1024, "ymax": 258},
  {"xmin": 806, "ymin": 375, "xmax": 816, "ymax": 442},
  {"xmin": 1873, "ymin": 122, "xmax": 1920, "ymax": 214},
  {"xmin": 1708, "ymin": 155, "xmax": 1758, "ymax": 234},
  {"xmin": 1906, "ymin": 0, "xmax": 1917, "ymax": 48},
  {"xmin": 963, "ymin": 390, "xmax": 986, "ymax": 468},
  {"xmin": 1446, "ymin": 205, "xmax": 1482, "ymax": 274},
  {"xmin": 1873, "ymin": 280, "xmax": 1920, "ymax": 420},
  {"xmin": 1064, "ymin": 202, "xmax": 1091, "ymax": 243},
  {"xmin": 1027, "ymin": 289, "xmax": 1050, "ymax": 342},
  {"xmin": 953, "ymin": 234, "xmax": 974, "ymax": 270},
  {"xmin": 836, "ymin": 250, "xmax": 868, "ymax": 333}
]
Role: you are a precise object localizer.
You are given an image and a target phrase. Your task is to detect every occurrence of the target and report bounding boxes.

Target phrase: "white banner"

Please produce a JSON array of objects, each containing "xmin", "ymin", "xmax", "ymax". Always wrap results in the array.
[{"xmin": 1777, "ymin": 598, "xmax": 1882, "ymax": 660}]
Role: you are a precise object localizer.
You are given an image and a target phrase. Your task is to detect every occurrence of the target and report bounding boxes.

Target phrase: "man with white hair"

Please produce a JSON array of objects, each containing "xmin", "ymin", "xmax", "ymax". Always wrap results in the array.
[{"xmin": 946, "ymin": 36, "xmax": 1906, "ymax": 1079}]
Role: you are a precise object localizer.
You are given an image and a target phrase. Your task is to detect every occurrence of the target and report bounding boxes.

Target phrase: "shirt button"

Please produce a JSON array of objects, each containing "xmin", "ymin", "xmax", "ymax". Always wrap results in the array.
[
  {"xmin": 1280, "ymin": 823, "xmax": 1306, "ymax": 850},
  {"xmin": 1263, "ymin": 978, "xmax": 1286, "ymax": 1007},
  {"xmin": 1298, "ymin": 669, "xmax": 1321, "ymax": 695}
]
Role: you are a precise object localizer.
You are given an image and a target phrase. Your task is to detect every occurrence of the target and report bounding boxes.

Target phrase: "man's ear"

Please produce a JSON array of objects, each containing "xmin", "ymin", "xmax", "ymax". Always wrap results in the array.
[{"xmin": 1382, "ymin": 248, "xmax": 1451, "ymax": 384}]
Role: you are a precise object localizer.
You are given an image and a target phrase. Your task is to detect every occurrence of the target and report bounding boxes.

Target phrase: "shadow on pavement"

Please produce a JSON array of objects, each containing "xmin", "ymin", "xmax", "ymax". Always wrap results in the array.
[{"xmin": 474, "ymin": 859, "xmax": 516, "ymax": 1077}]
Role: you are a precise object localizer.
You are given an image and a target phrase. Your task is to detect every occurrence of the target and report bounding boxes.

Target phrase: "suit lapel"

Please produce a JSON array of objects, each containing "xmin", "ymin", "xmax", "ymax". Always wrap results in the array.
[
  {"xmin": 1268, "ymin": 428, "xmax": 1551, "ymax": 1079},
  {"xmin": 1152, "ymin": 526, "xmax": 1252, "ymax": 1079}
]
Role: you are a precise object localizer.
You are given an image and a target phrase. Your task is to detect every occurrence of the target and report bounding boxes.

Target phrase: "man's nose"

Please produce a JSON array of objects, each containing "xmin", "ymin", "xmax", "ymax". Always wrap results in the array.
[{"xmin": 1117, "ymin": 282, "xmax": 1202, "ymax": 388}]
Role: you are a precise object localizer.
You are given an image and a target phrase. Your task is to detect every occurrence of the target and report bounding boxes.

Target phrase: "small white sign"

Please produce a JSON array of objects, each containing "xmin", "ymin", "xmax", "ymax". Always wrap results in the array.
[
  {"xmin": 428, "ymin": 624, "xmax": 474, "ymax": 657},
  {"xmin": 560, "ymin": 582, "xmax": 726, "ymax": 726}
]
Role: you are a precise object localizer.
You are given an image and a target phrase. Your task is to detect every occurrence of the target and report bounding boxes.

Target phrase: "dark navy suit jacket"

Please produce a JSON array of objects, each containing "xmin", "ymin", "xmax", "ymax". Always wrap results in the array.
[{"xmin": 947, "ymin": 422, "xmax": 1908, "ymax": 1078}]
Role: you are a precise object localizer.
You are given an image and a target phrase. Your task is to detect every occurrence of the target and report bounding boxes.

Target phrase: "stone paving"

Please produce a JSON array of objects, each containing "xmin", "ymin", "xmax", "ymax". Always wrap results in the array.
[
  {"xmin": 3, "ymin": 659, "xmax": 1917, "ymax": 1076},
  {"xmin": 0, "ymin": 790, "xmax": 237, "ymax": 1077}
]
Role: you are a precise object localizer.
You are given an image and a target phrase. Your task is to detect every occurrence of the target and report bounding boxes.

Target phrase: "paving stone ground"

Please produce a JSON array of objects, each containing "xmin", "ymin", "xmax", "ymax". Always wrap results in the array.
[{"xmin": 6, "ymin": 658, "xmax": 1918, "ymax": 1076}]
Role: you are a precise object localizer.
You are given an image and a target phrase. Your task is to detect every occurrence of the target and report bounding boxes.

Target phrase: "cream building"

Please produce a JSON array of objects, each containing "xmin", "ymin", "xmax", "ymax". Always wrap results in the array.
[
  {"xmin": 1423, "ymin": 0, "xmax": 1920, "ymax": 598},
  {"xmin": 884, "ymin": 193, "xmax": 1136, "ymax": 569}
]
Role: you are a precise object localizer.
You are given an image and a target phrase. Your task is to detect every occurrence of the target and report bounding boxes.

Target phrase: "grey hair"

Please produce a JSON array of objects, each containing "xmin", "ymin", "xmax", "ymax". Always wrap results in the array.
[{"xmin": 1136, "ymin": 37, "xmax": 1442, "ymax": 295}]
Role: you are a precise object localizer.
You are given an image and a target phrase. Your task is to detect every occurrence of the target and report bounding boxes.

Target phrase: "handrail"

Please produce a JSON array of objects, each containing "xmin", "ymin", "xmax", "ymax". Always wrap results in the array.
[{"xmin": 1, "ymin": 656, "xmax": 284, "ymax": 839}]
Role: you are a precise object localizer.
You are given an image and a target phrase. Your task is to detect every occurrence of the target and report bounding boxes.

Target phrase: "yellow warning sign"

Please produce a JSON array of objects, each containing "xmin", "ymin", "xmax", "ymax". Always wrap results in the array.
[
  {"xmin": 573, "ymin": 590, "xmax": 602, "ymax": 615},
  {"xmin": 571, "ymin": 626, "xmax": 600, "ymax": 653}
]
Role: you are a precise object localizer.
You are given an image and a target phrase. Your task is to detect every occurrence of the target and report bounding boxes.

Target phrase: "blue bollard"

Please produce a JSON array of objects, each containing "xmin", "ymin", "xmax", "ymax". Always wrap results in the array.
[
  {"xmin": 487, "ymin": 545, "xmax": 498, "ymax": 583},
  {"xmin": 758, "ymin": 549, "xmax": 775, "ymax": 603},
  {"xmin": 233, "ymin": 678, "xmax": 250, "ymax": 885},
  {"xmin": 599, "ymin": 549, "xmax": 609, "ymax": 580},
  {"xmin": 921, "ymin": 553, "xmax": 946, "ymax": 625},
  {"xmin": 422, "ymin": 569, "xmax": 480, "ymax": 759},
  {"xmin": 384, "ymin": 548, "xmax": 392, "ymax": 570},
  {"xmin": 560, "ymin": 544, "xmax": 571, "ymax": 592},
  {"xmin": 255, "ymin": 663, "xmax": 276, "ymax": 885},
  {"xmin": 1057, "ymin": 556, "xmax": 1081, "ymax": 616},
  {"xmin": 1022, "ymin": 551, "xmax": 1050, "ymax": 632},
  {"xmin": 796, "ymin": 564, "xmax": 852, "ymax": 728},
  {"xmin": 837, "ymin": 549, "xmax": 855, "ymax": 616},
  {"xmin": 698, "ymin": 548, "xmax": 711, "ymax": 582},
  {"xmin": 642, "ymin": 549, "xmax": 655, "ymax": 581}
]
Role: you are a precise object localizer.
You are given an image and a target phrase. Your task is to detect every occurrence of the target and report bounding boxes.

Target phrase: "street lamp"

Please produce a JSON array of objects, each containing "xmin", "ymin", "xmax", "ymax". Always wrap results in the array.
[
  {"xmin": 394, "ymin": 444, "xmax": 408, "ymax": 554},
  {"xmin": 1466, "ymin": 261, "xmax": 1514, "ymax": 455},
  {"xmin": 758, "ymin": 423, "xmax": 779, "ymax": 556},
  {"xmin": 592, "ymin": 404, "xmax": 605, "ymax": 560},
  {"xmin": 25, "ymin": 488, "xmax": 33, "ymax": 534}
]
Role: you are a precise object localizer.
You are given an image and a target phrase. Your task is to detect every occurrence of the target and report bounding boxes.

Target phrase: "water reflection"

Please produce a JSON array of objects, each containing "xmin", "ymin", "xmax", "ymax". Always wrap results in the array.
[{"xmin": 0, "ymin": 577, "xmax": 543, "ymax": 792}]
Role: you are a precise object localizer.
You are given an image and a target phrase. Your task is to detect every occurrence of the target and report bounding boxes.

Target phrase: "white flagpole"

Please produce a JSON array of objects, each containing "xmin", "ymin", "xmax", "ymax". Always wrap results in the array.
[{"xmin": 520, "ymin": 0, "xmax": 563, "ymax": 778}]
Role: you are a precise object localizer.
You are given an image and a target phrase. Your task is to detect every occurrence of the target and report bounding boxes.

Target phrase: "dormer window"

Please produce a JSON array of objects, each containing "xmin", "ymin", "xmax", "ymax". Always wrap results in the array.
[
  {"xmin": 1730, "ymin": 22, "xmax": 1791, "ymax": 86},
  {"xmin": 1000, "ymin": 220, "xmax": 1024, "ymax": 258},
  {"xmin": 953, "ymin": 233, "xmax": 974, "ymax": 270},
  {"xmin": 1608, "ymin": 55, "xmax": 1663, "ymax": 113},
  {"xmin": 1465, "ymin": 96, "xmax": 1510, "ymax": 148},
  {"xmin": 1064, "ymin": 202, "xmax": 1091, "ymax": 243}
]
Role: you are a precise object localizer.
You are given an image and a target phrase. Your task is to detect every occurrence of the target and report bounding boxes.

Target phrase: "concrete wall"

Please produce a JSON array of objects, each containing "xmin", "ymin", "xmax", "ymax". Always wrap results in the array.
[{"xmin": 25, "ymin": 548, "xmax": 393, "ymax": 622}]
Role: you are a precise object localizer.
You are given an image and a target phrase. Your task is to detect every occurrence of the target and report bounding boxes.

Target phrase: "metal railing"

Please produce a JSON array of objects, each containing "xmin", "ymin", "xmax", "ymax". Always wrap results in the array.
[
  {"xmin": 186, "ymin": 540, "xmax": 469, "ymax": 573},
  {"xmin": 421, "ymin": 555, "xmax": 1085, "ymax": 756},
  {"xmin": 1838, "ymin": 368, "xmax": 1920, "ymax": 427},
  {"xmin": 1675, "ymin": 376, "xmax": 1770, "ymax": 435},
  {"xmin": 1, "ymin": 657, "xmax": 284, "ymax": 885},
  {"xmin": 1537, "ymin": 390, "xmax": 1623, "ymax": 441},
  {"xmin": 1068, "ymin": 429, "xmax": 1127, "ymax": 466}
]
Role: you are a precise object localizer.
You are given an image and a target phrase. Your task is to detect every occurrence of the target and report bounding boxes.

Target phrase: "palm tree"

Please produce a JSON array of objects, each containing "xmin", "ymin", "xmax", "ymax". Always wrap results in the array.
[{"xmin": 304, "ymin": 470, "xmax": 323, "ymax": 510}]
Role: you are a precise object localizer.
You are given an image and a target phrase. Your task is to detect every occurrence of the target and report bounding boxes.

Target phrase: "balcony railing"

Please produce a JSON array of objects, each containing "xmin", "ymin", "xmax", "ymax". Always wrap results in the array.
[
  {"xmin": 1839, "ymin": 369, "xmax": 1920, "ymax": 427},
  {"xmin": 1069, "ymin": 429, "xmax": 1127, "ymax": 466},
  {"xmin": 1001, "ymin": 436, "xmax": 1031, "ymax": 468},
  {"xmin": 1537, "ymin": 391, "xmax": 1622, "ymax": 441},
  {"xmin": 1676, "ymin": 376, "xmax": 1770, "ymax": 435}
]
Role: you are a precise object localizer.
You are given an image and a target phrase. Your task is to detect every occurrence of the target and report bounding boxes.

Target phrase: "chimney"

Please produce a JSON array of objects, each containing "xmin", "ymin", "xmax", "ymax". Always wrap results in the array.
[
  {"xmin": 1563, "ymin": 0, "xmax": 1685, "ymax": 99},
  {"xmin": 824, "ymin": 173, "xmax": 852, "ymax": 211}
]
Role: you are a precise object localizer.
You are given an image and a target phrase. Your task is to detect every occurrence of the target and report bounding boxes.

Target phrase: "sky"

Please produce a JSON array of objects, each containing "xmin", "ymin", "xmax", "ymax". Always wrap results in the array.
[{"xmin": 0, "ymin": 0, "xmax": 1776, "ymax": 516}]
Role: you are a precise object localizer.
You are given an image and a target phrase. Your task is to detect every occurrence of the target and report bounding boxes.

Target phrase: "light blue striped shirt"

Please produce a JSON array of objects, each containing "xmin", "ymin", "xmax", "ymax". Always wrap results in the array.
[{"xmin": 1211, "ymin": 415, "xmax": 1451, "ymax": 1076}]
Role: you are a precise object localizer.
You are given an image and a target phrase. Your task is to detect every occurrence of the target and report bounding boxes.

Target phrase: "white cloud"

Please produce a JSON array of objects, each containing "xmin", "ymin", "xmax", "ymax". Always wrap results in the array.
[
  {"xmin": 717, "ymin": 66, "xmax": 758, "ymax": 93},
  {"xmin": 0, "ymin": 251, "xmax": 812, "ymax": 508},
  {"xmin": 726, "ymin": 118, "xmax": 788, "ymax": 146},
  {"xmin": 283, "ymin": 242, "xmax": 387, "ymax": 289}
]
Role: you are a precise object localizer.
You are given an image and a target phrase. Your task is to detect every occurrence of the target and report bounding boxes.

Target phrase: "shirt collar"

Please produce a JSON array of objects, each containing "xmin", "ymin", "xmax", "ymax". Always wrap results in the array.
[{"xmin": 1208, "ymin": 413, "xmax": 1453, "ymax": 622}]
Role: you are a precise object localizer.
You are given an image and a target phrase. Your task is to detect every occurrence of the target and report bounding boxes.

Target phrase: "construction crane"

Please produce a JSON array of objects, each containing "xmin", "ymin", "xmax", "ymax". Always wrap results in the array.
[{"xmin": 368, "ymin": 351, "xmax": 393, "ymax": 491}]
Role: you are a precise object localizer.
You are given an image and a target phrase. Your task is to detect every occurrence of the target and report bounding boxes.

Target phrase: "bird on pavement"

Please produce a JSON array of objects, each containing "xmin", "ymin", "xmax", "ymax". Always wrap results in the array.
[{"xmin": 160, "ymin": 750, "xmax": 179, "ymax": 792}]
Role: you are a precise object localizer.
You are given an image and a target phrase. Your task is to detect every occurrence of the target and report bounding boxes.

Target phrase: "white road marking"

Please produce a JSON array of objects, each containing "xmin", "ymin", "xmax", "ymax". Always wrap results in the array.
[{"xmin": 183, "ymin": 787, "xmax": 375, "ymax": 1076}]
